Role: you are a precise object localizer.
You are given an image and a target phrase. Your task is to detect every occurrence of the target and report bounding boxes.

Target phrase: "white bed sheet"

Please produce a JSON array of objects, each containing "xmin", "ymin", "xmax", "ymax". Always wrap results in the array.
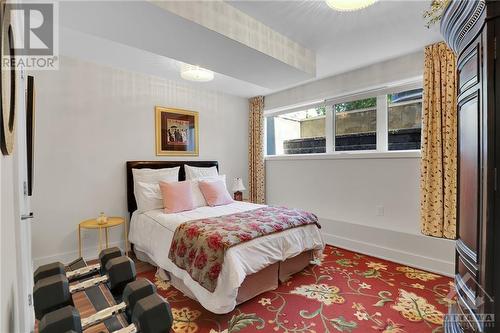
[{"xmin": 129, "ymin": 201, "xmax": 324, "ymax": 313}]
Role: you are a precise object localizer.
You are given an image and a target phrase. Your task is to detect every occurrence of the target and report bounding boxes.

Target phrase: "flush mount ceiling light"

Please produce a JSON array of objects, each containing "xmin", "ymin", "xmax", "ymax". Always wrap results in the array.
[
  {"xmin": 180, "ymin": 64, "xmax": 214, "ymax": 82},
  {"xmin": 325, "ymin": 0, "xmax": 378, "ymax": 11}
]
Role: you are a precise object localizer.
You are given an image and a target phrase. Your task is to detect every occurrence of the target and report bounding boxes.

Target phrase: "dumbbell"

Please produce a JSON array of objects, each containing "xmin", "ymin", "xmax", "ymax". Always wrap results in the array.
[
  {"xmin": 38, "ymin": 279, "xmax": 173, "ymax": 333},
  {"xmin": 34, "ymin": 256, "xmax": 136, "ymax": 320},
  {"xmin": 34, "ymin": 247, "xmax": 123, "ymax": 284}
]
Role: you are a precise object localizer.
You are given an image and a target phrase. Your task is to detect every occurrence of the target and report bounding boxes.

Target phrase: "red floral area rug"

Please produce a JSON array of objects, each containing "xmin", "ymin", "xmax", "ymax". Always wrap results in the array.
[{"xmin": 137, "ymin": 245, "xmax": 454, "ymax": 333}]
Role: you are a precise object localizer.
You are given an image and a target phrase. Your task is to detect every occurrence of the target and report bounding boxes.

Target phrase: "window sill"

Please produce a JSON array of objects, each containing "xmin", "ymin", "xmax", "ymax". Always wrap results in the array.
[{"xmin": 265, "ymin": 150, "xmax": 421, "ymax": 161}]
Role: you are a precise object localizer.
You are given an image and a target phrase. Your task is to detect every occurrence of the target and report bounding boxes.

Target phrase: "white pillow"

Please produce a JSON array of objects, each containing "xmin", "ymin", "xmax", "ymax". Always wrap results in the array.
[
  {"xmin": 198, "ymin": 174, "xmax": 226, "ymax": 185},
  {"xmin": 184, "ymin": 165, "xmax": 218, "ymax": 180},
  {"xmin": 191, "ymin": 175, "xmax": 227, "ymax": 208},
  {"xmin": 190, "ymin": 181, "xmax": 207, "ymax": 208},
  {"xmin": 132, "ymin": 167, "xmax": 180, "ymax": 212},
  {"xmin": 135, "ymin": 182, "xmax": 163, "ymax": 212}
]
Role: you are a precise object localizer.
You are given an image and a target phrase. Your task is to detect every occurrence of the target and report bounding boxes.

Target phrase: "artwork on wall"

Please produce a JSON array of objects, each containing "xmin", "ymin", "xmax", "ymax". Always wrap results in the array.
[
  {"xmin": 0, "ymin": 1, "xmax": 17, "ymax": 156},
  {"xmin": 155, "ymin": 106, "xmax": 199, "ymax": 156},
  {"xmin": 26, "ymin": 75, "xmax": 35, "ymax": 195}
]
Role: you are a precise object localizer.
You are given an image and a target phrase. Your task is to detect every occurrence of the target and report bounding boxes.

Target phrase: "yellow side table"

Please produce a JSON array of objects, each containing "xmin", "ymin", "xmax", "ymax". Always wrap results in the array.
[{"xmin": 78, "ymin": 217, "xmax": 128, "ymax": 257}]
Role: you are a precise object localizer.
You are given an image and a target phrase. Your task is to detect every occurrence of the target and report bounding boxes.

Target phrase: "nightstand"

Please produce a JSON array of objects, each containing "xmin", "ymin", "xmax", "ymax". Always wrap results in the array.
[{"xmin": 78, "ymin": 217, "xmax": 128, "ymax": 257}]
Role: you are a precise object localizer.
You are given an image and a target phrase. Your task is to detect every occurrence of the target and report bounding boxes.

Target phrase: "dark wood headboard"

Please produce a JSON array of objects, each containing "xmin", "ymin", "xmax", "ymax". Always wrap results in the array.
[{"xmin": 126, "ymin": 161, "xmax": 219, "ymax": 215}]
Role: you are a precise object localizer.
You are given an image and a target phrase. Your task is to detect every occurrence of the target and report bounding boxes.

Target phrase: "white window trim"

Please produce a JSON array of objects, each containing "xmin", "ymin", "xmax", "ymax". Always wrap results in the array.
[
  {"xmin": 264, "ymin": 78, "xmax": 423, "ymax": 159},
  {"xmin": 376, "ymin": 95, "xmax": 388, "ymax": 152},
  {"xmin": 389, "ymin": 99, "xmax": 423, "ymax": 108},
  {"xmin": 325, "ymin": 104, "xmax": 334, "ymax": 154},
  {"xmin": 265, "ymin": 150, "xmax": 421, "ymax": 161}
]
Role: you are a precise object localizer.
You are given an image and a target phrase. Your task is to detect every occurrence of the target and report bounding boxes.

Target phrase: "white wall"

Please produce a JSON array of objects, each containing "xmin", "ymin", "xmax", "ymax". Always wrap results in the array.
[
  {"xmin": 270, "ymin": 157, "xmax": 420, "ymax": 233},
  {"xmin": 31, "ymin": 56, "xmax": 249, "ymax": 267},
  {"xmin": 266, "ymin": 156, "xmax": 455, "ymax": 275},
  {"xmin": 265, "ymin": 51, "xmax": 455, "ymax": 276}
]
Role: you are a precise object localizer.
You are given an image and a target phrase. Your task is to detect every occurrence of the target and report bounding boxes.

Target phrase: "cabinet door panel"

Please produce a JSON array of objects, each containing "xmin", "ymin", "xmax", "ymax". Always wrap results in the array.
[{"xmin": 458, "ymin": 94, "xmax": 480, "ymax": 255}]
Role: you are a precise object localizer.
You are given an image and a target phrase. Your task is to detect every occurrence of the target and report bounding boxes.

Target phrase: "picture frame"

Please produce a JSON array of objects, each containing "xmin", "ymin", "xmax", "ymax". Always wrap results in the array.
[
  {"xmin": 0, "ymin": 3, "xmax": 17, "ymax": 156},
  {"xmin": 155, "ymin": 106, "xmax": 199, "ymax": 156}
]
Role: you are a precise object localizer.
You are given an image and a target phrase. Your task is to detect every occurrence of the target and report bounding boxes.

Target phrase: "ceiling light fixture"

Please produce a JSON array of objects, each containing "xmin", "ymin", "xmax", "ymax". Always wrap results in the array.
[
  {"xmin": 180, "ymin": 64, "xmax": 214, "ymax": 82},
  {"xmin": 325, "ymin": 0, "xmax": 378, "ymax": 11}
]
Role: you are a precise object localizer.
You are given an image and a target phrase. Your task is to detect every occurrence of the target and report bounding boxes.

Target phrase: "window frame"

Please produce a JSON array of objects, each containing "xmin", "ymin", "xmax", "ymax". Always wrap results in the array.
[{"xmin": 264, "ymin": 79, "xmax": 423, "ymax": 159}]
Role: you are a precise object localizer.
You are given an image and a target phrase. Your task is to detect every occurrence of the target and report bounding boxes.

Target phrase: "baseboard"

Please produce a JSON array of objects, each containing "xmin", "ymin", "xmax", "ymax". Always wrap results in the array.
[
  {"xmin": 320, "ymin": 218, "xmax": 455, "ymax": 277},
  {"xmin": 32, "ymin": 240, "xmax": 126, "ymax": 269}
]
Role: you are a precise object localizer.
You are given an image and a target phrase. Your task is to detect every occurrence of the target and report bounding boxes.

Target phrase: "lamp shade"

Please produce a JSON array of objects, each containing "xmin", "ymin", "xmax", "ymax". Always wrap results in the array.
[
  {"xmin": 325, "ymin": 0, "xmax": 377, "ymax": 11},
  {"xmin": 232, "ymin": 177, "xmax": 246, "ymax": 192}
]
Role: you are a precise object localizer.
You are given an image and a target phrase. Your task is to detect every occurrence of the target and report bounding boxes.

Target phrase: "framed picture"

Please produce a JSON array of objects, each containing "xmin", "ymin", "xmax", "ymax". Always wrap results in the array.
[
  {"xmin": 0, "ymin": 3, "xmax": 17, "ymax": 156},
  {"xmin": 155, "ymin": 106, "xmax": 199, "ymax": 156}
]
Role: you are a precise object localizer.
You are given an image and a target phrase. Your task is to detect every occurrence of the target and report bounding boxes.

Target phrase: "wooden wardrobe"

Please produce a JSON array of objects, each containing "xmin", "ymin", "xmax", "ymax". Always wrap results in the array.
[{"xmin": 441, "ymin": 1, "xmax": 499, "ymax": 332}]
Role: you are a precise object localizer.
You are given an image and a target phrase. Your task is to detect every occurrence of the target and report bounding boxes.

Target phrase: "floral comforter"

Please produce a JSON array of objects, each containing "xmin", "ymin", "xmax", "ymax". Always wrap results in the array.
[{"xmin": 168, "ymin": 206, "xmax": 320, "ymax": 292}]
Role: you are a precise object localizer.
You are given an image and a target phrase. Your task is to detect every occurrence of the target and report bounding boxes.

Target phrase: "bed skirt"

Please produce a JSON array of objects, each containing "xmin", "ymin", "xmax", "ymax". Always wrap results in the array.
[{"xmin": 134, "ymin": 247, "xmax": 313, "ymax": 308}]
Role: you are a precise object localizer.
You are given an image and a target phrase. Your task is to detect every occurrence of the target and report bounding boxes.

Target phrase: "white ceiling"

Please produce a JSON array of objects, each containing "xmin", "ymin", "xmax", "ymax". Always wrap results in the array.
[
  {"xmin": 59, "ymin": 1, "xmax": 312, "ymax": 92},
  {"xmin": 229, "ymin": 0, "xmax": 442, "ymax": 83},
  {"xmin": 60, "ymin": 27, "xmax": 271, "ymax": 97},
  {"xmin": 59, "ymin": 1, "xmax": 442, "ymax": 97}
]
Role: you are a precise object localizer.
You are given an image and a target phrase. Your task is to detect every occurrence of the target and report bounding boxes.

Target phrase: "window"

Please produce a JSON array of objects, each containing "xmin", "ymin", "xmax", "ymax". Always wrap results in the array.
[
  {"xmin": 266, "ymin": 107, "xmax": 325, "ymax": 156},
  {"xmin": 387, "ymin": 88, "xmax": 423, "ymax": 150},
  {"xmin": 265, "ymin": 84, "xmax": 423, "ymax": 156},
  {"xmin": 335, "ymin": 97, "xmax": 377, "ymax": 151}
]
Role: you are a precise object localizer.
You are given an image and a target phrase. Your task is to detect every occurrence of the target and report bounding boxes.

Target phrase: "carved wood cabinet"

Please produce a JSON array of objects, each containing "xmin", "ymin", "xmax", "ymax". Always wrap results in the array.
[{"xmin": 441, "ymin": 1, "xmax": 499, "ymax": 332}]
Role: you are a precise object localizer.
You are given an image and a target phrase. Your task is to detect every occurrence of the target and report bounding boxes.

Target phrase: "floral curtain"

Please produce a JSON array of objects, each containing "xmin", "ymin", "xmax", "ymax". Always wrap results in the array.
[
  {"xmin": 420, "ymin": 42, "xmax": 457, "ymax": 239},
  {"xmin": 248, "ymin": 96, "xmax": 265, "ymax": 204}
]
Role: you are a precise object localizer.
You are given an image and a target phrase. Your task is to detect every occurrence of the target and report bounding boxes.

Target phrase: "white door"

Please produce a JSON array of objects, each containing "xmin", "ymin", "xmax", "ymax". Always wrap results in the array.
[
  {"xmin": 13, "ymin": 68, "xmax": 35, "ymax": 332},
  {"xmin": 7, "ymin": 8, "xmax": 36, "ymax": 333}
]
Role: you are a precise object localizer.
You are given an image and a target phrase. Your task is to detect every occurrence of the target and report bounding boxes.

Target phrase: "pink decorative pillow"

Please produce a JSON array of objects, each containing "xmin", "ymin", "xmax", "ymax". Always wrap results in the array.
[
  {"xmin": 159, "ymin": 181, "xmax": 195, "ymax": 213},
  {"xmin": 198, "ymin": 180, "xmax": 234, "ymax": 207}
]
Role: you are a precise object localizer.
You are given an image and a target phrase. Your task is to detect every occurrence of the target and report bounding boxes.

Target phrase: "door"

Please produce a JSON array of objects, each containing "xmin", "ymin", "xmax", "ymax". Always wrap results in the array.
[{"xmin": 13, "ymin": 68, "xmax": 34, "ymax": 332}]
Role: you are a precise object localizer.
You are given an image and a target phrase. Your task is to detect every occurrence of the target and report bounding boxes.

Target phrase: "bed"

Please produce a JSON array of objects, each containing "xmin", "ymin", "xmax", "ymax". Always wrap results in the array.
[{"xmin": 126, "ymin": 161, "xmax": 324, "ymax": 314}]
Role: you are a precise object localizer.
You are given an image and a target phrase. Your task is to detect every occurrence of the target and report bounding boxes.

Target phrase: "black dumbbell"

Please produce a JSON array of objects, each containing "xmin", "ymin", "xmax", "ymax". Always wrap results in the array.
[
  {"xmin": 34, "ymin": 247, "xmax": 123, "ymax": 284},
  {"xmin": 33, "ymin": 256, "xmax": 136, "ymax": 320},
  {"xmin": 38, "ymin": 279, "xmax": 172, "ymax": 333}
]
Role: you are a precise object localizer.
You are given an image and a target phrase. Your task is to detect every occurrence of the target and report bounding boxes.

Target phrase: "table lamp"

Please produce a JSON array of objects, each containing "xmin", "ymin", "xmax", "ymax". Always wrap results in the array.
[{"xmin": 232, "ymin": 177, "xmax": 246, "ymax": 201}]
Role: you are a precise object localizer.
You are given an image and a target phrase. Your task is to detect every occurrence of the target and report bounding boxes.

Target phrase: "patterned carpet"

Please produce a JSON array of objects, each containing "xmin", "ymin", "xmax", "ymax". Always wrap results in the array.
[{"xmin": 137, "ymin": 245, "xmax": 454, "ymax": 333}]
